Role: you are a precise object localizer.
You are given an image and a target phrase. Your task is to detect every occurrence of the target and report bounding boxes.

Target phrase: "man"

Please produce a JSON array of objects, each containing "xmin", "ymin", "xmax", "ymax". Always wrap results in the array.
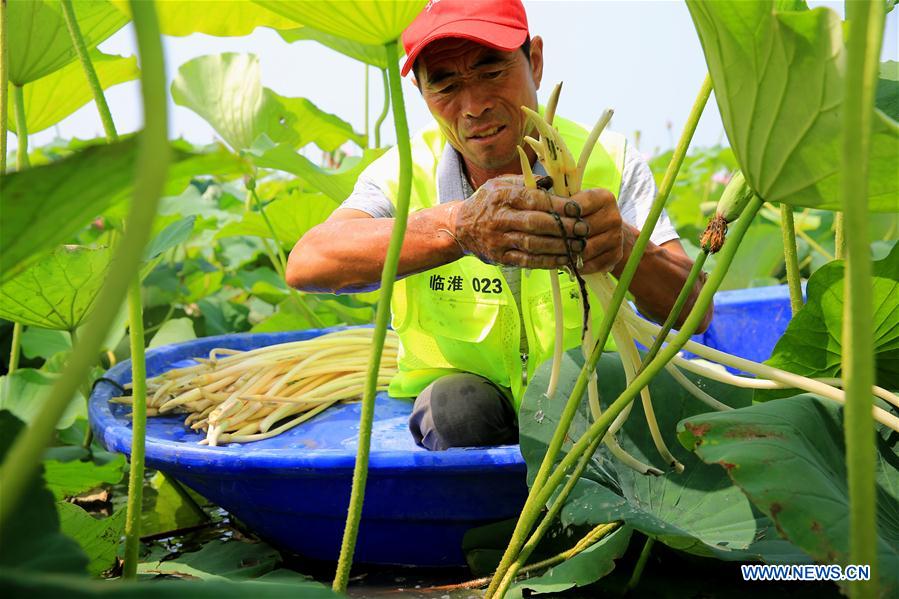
[{"xmin": 287, "ymin": 0, "xmax": 711, "ymax": 451}]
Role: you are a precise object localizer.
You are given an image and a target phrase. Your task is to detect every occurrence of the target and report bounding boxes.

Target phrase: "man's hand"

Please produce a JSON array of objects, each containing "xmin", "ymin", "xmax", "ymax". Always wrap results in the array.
[
  {"xmin": 452, "ymin": 175, "xmax": 595, "ymax": 269},
  {"xmin": 451, "ymin": 176, "xmax": 625, "ymax": 274},
  {"xmin": 568, "ymin": 187, "xmax": 624, "ymax": 274}
]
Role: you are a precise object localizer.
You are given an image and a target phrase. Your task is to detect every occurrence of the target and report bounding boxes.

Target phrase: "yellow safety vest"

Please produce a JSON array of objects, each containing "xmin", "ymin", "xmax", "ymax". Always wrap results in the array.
[{"xmin": 363, "ymin": 114, "xmax": 626, "ymax": 410}]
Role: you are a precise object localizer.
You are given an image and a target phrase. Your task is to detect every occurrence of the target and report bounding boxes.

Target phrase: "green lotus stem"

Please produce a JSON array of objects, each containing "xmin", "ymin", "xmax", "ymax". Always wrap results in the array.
[
  {"xmin": 60, "ymin": 0, "xmax": 117, "ymax": 140},
  {"xmin": 122, "ymin": 276, "xmax": 147, "ymax": 578},
  {"xmin": 254, "ymin": 230, "xmax": 320, "ymax": 327},
  {"xmin": 517, "ymin": 522, "xmax": 618, "ymax": 579},
  {"xmin": 494, "ymin": 518, "xmax": 619, "ymax": 598},
  {"xmin": 494, "ymin": 435, "xmax": 604, "ymax": 596},
  {"xmin": 332, "ymin": 41, "xmax": 411, "ymax": 594},
  {"xmin": 1, "ymin": 0, "xmax": 8, "ymax": 173},
  {"xmin": 842, "ymin": 1, "xmax": 885, "ymax": 596},
  {"xmin": 7, "ymin": 80, "xmax": 27, "ymax": 398},
  {"xmin": 780, "ymin": 204, "xmax": 803, "ymax": 315},
  {"xmin": 246, "ymin": 185, "xmax": 326, "ymax": 330},
  {"xmin": 834, "ymin": 212, "xmax": 845, "ymax": 260},
  {"xmin": 373, "ymin": 68, "xmax": 389, "ymax": 148},
  {"xmin": 67, "ymin": 328, "xmax": 96, "ymax": 450},
  {"xmin": 640, "ymin": 252, "xmax": 708, "ymax": 369},
  {"xmin": 488, "ymin": 194, "xmax": 759, "ymax": 599},
  {"xmin": 0, "ymin": 0, "xmax": 168, "ymax": 530},
  {"xmin": 363, "ymin": 64, "xmax": 369, "ymax": 146},
  {"xmin": 248, "ymin": 182, "xmax": 289, "ymax": 274},
  {"xmin": 486, "ymin": 74, "xmax": 712, "ymax": 599},
  {"xmin": 6, "ymin": 321, "xmax": 21, "ymax": 399},
  {"xmin": 12, "ymin": 84, "xmax": 27, "ymax": 169},
  {"xmin": 626, "ymin": 536, "xmax": 655, "ymax": 591},
  {"xmin": 426, "ymin": 521, "xmax": 620, "ymax": 593}
]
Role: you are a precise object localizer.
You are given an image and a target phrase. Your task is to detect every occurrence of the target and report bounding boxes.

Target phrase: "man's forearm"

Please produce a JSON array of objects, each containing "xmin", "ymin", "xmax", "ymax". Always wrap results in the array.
[
  {"xmin": 286, "ymin": 204, "xmax": 464, "ymax": 294},
  {"xmin": 612, "ymin": 224, "xmax": 713, "ymax": 333}
]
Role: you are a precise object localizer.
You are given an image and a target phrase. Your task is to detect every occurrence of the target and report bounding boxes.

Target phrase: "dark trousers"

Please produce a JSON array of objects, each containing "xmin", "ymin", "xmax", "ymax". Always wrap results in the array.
[{"xmin": 408, "ymin": 373, "xmax": 519, "ymax": 451}]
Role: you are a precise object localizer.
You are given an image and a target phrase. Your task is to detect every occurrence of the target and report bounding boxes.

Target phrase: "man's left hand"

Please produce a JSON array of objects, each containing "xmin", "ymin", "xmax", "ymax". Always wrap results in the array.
[{"xmin": 567, "ymin": 188, "xmax": 624, "ymax": 274}]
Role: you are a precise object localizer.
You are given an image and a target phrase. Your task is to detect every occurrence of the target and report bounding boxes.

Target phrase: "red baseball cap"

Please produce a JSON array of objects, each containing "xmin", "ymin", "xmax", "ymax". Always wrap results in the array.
[{"xmin": 401, "ymin": 0, "xmax": 529, "ymax": 77}]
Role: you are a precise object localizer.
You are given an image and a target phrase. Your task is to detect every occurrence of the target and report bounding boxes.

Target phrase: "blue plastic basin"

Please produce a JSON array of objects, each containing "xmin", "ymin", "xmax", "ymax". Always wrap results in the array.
[{"xmin": 89, "ymin": 285, "xmax": 795, "ymax": 566}]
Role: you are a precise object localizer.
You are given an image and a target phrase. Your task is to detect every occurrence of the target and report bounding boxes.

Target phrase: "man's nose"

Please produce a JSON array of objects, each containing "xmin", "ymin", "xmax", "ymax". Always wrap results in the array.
[{"xmin": 459, "ymin": 85, "xmax": 493, "ymax": 119}]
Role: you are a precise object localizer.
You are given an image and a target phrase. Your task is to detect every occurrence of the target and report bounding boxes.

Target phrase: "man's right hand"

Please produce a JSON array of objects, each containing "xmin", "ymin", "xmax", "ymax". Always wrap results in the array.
[{"xmin": 451, "ymin": 175, "xmax": 590, "ymax": 269}]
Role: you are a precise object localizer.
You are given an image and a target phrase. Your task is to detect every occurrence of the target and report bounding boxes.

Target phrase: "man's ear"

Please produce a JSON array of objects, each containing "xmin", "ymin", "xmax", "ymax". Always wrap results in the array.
[{"xmin": 529, "ymin": 35, "xmax": 544, "ymax": 90}]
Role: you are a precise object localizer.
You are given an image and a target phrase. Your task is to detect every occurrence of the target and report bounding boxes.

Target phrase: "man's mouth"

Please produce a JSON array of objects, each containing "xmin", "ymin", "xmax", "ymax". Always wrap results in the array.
[{"xmin": 467, "ymin": 125, "xmax": 506, "ymax": 141}]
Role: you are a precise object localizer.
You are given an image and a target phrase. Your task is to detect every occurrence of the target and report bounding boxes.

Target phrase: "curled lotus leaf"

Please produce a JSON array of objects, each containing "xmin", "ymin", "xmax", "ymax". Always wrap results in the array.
[{"xmin": 253, "ymin": 0, "xmax": 427, "ymax": 46}]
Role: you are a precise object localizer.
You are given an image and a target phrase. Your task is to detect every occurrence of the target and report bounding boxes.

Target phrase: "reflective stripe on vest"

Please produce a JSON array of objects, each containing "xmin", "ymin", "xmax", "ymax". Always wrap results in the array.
[{"xmin": 362, "ymin": 114, "xmax": 626, "ymax": 411}]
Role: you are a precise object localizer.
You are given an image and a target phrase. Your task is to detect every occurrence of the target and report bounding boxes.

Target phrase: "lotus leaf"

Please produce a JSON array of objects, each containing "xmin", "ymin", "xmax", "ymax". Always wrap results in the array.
[
  {"xmin": 687, "ymin": 1, "xmax": 899, "ymax": 211},
  {"xmin": 172, "ymin": 53, "xmax": 363, "ymax": 152},
  {"xmin": 277, "ymin": 26, "xmax": 388, "ymax": 68},
  {"xmin": 254, "ymin": 0, "xmax": 426, "ymax": 46},
  {"xmin": 757, "ymin": 241, "xmax": 898, "ymax": 400},
  {"xmin": 0, "ymin": 246, "xmax": 111, "ymax": 330},
  {"xmin": 7, "ymin": 0, "xmax": 127, "ymax": 85},
  {"xmin": 8, "ymin": 51, "xmax": 138, "ymax": 135},
  {"xmin": 110, "ymin": 0, "xmax": 295, "ymax": 36},
  {"xmin": 520, "ymin": 350, "xmax": 809, "ymax": 564},
  {"xmin": 679, "ymin": 394, "xmax": 899, "ymax": 594}
]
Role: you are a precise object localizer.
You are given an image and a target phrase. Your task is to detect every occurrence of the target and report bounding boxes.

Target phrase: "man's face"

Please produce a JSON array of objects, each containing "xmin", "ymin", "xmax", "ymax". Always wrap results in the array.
[{"xmin": 415, "ymin": 37, "xmax": 543, "ymax": 175}]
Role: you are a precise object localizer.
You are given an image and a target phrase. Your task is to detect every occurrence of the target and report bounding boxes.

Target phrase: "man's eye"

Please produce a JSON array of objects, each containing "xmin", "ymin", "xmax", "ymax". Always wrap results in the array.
[
  {"xmin": 437, "ymin": 83, "xmax": 457, "ymax": 94},
  {"xmin": 483, "ymin": 71, "xmax": 503, "ymax": 80}
]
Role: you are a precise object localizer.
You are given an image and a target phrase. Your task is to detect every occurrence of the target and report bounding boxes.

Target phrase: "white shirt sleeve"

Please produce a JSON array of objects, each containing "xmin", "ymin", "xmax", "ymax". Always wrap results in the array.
[
  {"xmin": 338, "ymin": 174, "xmax": 396, "ymax": 218},
  {"xmin": 617, "ymin": 144, "xmax": 679, "ymax": 247}
]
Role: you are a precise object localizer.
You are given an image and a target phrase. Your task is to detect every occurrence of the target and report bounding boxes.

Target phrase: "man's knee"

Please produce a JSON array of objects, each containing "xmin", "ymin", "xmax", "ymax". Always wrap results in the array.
[{"xmin": 409, "ymin": 373, "xmax": 518, "ymax": 451}]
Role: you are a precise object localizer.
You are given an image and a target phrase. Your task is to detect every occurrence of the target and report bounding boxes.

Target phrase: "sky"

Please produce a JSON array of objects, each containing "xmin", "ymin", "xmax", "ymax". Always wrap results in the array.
[{"xmin": 10, "ymin": 0, "xmax": 899, "ymax": 158}]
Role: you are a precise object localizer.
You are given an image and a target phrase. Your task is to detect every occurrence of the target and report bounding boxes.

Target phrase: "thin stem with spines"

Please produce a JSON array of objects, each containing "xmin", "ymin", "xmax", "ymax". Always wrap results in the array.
[
  {"xmin": 363, "ymin": 64, "xmax": 369, "ymax": 146},
  {"xmin": 60, "ymin": 0, "xmax": 118, "ymax": 140},
  {"xmin": 0, "ymin": 0, "xmax": 169, "ymax": 534},
  {"xmin": 780, "ymin": 204, "xmax": 803, "ymax": 315},
  {"xmin": 485, "ymin": 73, "xmax": 713, "ymax": 598},
  {"xmin": 834, "ymin": 212, "xmax": 846, "ymax": 260},
  {"xmin": 0, "ymin": 0, "xmax": 8, "ymax": 173},
  {"xmin": 7, "ymin": 82, "xmax": 27, "ymax": 403},
  {"xmin": 122, "ymin": 277, "xmax": 147, "ymax": 578},
  {"xmin": 373, "ymin": 68, "xmax": 389, "ymax": 148},
  {"xmin": 626, "ymin": 536, "xmax": 655, "ymax": 591},
  {"xmin": 61, "ymin": 2, "xmax": 155, "ymax": 575},
  {"xmin": 332, "ymin": 41, "xmax": 411, "ymax": 594},
  {"xmin": 640, "ymin": 252, "xmax": 707, "ymax": 369},
  {"xmin": 842, "ymin": 1, "xmax": 885, "ymax": 596},
  {"xmin": 12, "ymin": 84, "xmax": 27, "ymax": 169}
]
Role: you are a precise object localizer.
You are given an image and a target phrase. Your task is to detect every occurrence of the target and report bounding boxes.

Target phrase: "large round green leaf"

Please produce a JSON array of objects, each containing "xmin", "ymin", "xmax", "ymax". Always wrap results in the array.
[
  {"xmin": 0, "ymin": 138, "xmax": 247, "ymax": 284},
  {"xmin": 0, "ymin": 245, "xmax": 111, "ymax": 330},
  {"xmin": 679, "ymin": 395, "xmax": 899, "ymax": 594},
  {"xmin": 757, "ymin": 241, "xmax": 899, "ymax": 400},
  {"xmin": 171, "ymin": 53, "xmax": 364, "ymax": 152},
  {"xmin": 7, "ymin": 0, "xmax": 128, "ymax": 86},
  {"xmin": 253, "ymin": 0, "xmax": 426, "ymax": 46},
  {"xmin": 8, "ymin": 51, "xmax": 138, "ymax": 135},
  {"xmin": 687, "ymin": 1, "xmax": 899, "ymax": 212},
  {"xmin": 110, "ymin": 0, "xmax": 295, "ymax": 36},
  {"xmin": 519, "ymin": 351, "xmax": 810, "ymax": 564},
  {"xmin": 276, "ymin": 26, "xmax": 389, "ymax": 68}
]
